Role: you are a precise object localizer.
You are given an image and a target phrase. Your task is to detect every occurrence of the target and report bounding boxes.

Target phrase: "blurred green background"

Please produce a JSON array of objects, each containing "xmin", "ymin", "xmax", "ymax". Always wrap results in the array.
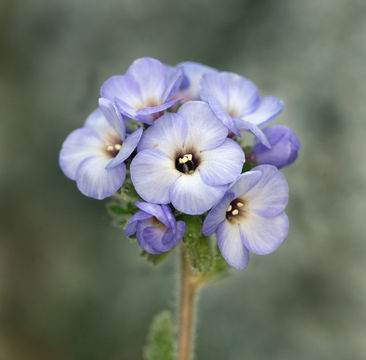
[{"xmin": 1, "ymin": 0, "xmax": 365, "ymax": 359}]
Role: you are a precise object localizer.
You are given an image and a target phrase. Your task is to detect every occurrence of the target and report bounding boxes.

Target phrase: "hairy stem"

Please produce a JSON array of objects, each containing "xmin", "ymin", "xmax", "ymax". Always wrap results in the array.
[{"xmin": 178, "ymin": 246, "xmax": 201, "ymax": 360}]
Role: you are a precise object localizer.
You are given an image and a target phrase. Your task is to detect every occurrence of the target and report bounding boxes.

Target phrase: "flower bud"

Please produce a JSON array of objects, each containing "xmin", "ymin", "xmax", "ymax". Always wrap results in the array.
[{"xmin": 251, "ymin": 126, "xmax": 300, "ymax": 169}]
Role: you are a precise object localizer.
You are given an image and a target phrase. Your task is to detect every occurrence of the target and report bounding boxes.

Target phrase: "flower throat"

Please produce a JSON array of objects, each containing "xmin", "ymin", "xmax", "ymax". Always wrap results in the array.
[{"xmin": 175, "ymin": 152, "xmax": 199, "ymax": 174}]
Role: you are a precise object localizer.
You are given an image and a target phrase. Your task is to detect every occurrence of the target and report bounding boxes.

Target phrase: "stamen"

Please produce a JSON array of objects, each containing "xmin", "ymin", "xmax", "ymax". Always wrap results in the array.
[
  {"xmin": 114, "ymin": 144, "xmax": 121, "ymax": 150},
  {"xmin": 178, "ymin": 154, "xmax": 191, "ymax": 164},
  {"xmin": 175, "ymin": 151, "xmax": 200, "ymax": 175},
  {"xmin": 106, "ymin": 145, "xmax": 114, "ymax": 152},
  {"xmin": 225, "ymin": 198, "xmax": 247, "ymax": 223}
]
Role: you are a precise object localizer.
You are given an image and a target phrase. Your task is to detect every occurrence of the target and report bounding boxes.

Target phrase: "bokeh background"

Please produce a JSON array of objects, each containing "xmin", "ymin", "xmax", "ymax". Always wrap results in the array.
[{"xmin": 1, "ymin": 0, "xmax": 366, "ymax": 359}]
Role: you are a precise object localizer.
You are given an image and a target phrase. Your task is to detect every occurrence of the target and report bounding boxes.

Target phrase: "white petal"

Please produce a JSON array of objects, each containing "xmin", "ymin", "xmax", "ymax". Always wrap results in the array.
[
  {"xmin": 199, "ymin": 138, "xmax": 245, "ymax": 186},
  {"xmin": 200, "ymin": 73, "xmax": 229, "ymax": 108},
  {"xmin": 75, "ymin": 156, "xmax": 126, "ymax": 200},
  {"xmin": 138, "ymin": 113, "xmax": 187, "ymax": 158},
  {"xmin": 59, "ymin": 128, "xmax": 103, "ymax": 180},
  {"xmin": 130, "ymin": 148, "xmax": 180, "ymax": 204},
  {"xmin": 228, "ymin": 171, "xmax": 262, "ymax": 199},
  {"xmin": 98, "ymin": 98, "xmax": 126, "ymax": 139},
  {"xmin": 245, "ymin": 165, "xmax": 289, "ymax": 217},
  {"xmin": 126, "ymin": 57, "xmax": 167, "ymax": 103},
  {"xmin": 169, "ymin": 171, "xmax": 227, "ymax": 215},
  {"xmin": 242, "ymin": 96, "xmax": 284, "ymax": 126},
  {"xmin": 222, "ymin": 72, "xmax": 259, "ymax": 116},
  {"xmin": 178, "ymin": 101, "xmax": 228, "ymax": 151},
  {"xmin": 217, "ymin": 221, "xmax": 249, "ymax": 270},
  {"xmin": 100, "ymin": 75, "xmax": 142, "ymax": 109},
  {"xmin": 240, "ymin": 212, "xmax": 289, "ymax": 255},
  {"xmin": 84, "ymin": 108, "xmax": 118, "ymax": 143},
  {"xmin": 205, "ymin": 94, "xmax": 240, "ymax": 136}
]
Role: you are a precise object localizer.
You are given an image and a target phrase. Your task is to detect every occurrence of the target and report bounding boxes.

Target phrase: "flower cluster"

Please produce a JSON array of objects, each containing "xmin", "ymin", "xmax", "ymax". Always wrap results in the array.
[{"xmin": 59, "ymin": 57, "xmax": 300, "ymax": 270}]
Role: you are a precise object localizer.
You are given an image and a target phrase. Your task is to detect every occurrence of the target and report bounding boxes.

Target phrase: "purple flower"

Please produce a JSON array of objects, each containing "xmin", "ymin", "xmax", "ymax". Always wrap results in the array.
[
  {"xmin": 175, "ymin": 61, "xmax": 218, "ymax": 102},
  {"xmin": 202, "ymin": 165, "xmax": 289, "ymax": 270},
  {"xmin": 130, "ymin": 101, "xmax": 245, "ymax": 215},
  {"xmin": 251, "ymin": 126, "xmax": 301, "ymax": 169},
  {"xmin": 59, "ymin": 98, "xmax": 143, "ymax": 199},
  {"xmin": 200, "ymin": 72, "xmax": 284, "ymax": 145},
  {"xmin": 125, "ymin": 202, "xmax": 186, "ymax": 254},
  {"xmin": 101, "ymin": 57, "xmax": 184, "ymax": 125}
]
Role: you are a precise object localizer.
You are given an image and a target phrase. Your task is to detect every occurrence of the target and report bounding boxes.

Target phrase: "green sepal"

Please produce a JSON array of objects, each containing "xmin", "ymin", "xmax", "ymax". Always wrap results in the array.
[
  {"xmin": 143, "ymin": 311, "xmax": 176, "ymax": 360},
  {"xmin": 107, "ymin": 202, "xmax": 136, "ymax": 216},
  {"xmin": 140, "ymin": 250, "xmax": 173, "ymax": 266},
  {"xmin": 243, "ymin": 158, "xmax": 258, "ymax": 172},
  {"xmin": 106, "ymin": 200, "xmax": 137, "ymax": 229},
  {"xmin": 106, "ymin": 171, "xmax": 140, "ymax": 229},
  {"xmin": 182, "ymin": 215, "xmax": 215, "ymax": 274},
  {"xmin": 242, "ymin": 145, "xmax": 258, "ymax": 172},
  {"xmin": 206, "ymin": 244, "xmax": 232, "ymax": 282}
]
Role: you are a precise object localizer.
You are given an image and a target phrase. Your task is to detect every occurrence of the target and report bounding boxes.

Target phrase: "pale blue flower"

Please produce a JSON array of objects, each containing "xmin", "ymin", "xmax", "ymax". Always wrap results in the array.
[
  {"xmin": 130, "ymin": 101, "xmax": 245, "ymax": 215},
  {"xmin": 59, "ymin": 98, "xmax": 142, "ymax": 199},
  {"xmin": 202, "ymin": 165, "xmax": 289, "ymax": 270},
  {"xmin": 250, "ymin": 125, "xmax": 301, "ymax": 169},
  {"xmin": 200, "ymin": 72, "xmax": 284, "ymax": 145},
  {"xmin": 126, "ymin": 202, "xmax": 186, "ymax": 254},
  {"xmin": 101, "ymin": 57, "xmax": 183, "ymax": 124},
  {"xmin": 175, "ymin": 61, "xmax": 218, "ymax": 102}
]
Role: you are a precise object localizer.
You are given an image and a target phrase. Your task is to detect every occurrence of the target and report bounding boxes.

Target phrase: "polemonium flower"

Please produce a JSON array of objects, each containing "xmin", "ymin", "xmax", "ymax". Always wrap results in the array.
[
  {"xmin": 101, "ymin": 57, "xmax": 183, "ymax": 124},
  {"xmin": 250, "ymin": 126, "xmax": 301, "ymax": 169},
  {"xmin": 175, "ymin": 61, "xmax": 218, "ymax": 102},
  {"xmin": 59, "ymin": 98, "xmax": 143, "ymax": 199},
  {"xmin": 202, "ymin": 165, "xmax": 289, "ymax": 270},
  {"xmin": 130, "ymin": 101, "xmax": 245, "ymax": 215},
  {"xmin": 125, "ymin": 202, "xmax": 186, "ymax": 254},
  {"xmin": 200, "ymin": 72, "xmax": 284, "ymax": 144}
]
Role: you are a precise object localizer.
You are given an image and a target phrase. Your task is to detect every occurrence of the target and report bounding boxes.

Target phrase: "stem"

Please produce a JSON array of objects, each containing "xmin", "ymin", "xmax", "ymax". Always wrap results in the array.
[{"xmin": 178, "ymin": 246, "xmax": 200, "ymax": 360}]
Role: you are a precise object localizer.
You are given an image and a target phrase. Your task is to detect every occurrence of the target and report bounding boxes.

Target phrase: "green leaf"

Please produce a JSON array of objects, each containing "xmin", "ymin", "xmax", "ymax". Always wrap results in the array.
[{"xmin": 144, "ymin": 311, "xmax": 176, "ymax": 360}]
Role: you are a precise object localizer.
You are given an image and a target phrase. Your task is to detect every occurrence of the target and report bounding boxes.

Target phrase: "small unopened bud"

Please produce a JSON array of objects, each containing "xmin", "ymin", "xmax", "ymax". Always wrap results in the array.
[{"xmin": 251, "ymin": 126, "xmax": 301, "ymax": 169}]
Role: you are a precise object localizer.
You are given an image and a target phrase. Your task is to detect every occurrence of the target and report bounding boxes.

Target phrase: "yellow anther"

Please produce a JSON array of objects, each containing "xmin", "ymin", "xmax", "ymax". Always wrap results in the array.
[
  {"xmin": 114, "ymin": 144, "xmax": 121, "ymax": 150},
  {"xmin": 186, "ymin": 154, "xmax": 193, "ymax": 161},
  {"xmin": 154, "ymin": 143, "xmax": 159, "ymax": 148},
  {"xmin": 179, "ymin": 155, "xmax": 190, "ymax": 164},
  {"xmin": 106, "ymin": 145, "xmax": 114, "ymax": 151},
  {"xmin": 232, "ymin": 209, "xmax": 239, "ymax": 216},
  {"xmin": 227, "ymin": 205, "xmax": 232, "ymax": 212},
  {"xmin": 237, "ymin": 202, "xmax": 243, "ymax": 207}
]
